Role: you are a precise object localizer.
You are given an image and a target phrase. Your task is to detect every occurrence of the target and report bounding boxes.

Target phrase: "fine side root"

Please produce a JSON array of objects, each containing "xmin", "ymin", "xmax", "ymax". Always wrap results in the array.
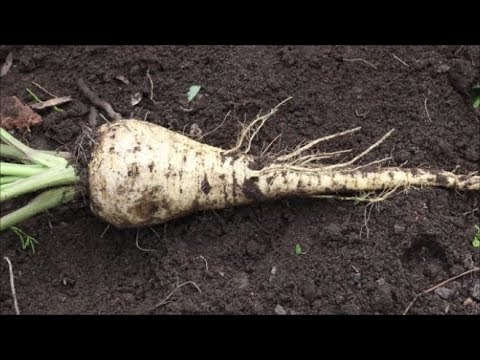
[
  {"xmin": 199, "ymin": 110, "xmax": 232, "ymax": 141},
  {"xmin": 322, "ymin": 129, "xmax": 395, "ymax": 171},
  {"xmin": 223, "ymin": 97, "xmax": 292, "ymax": 155},
  {"xmin": 276, "ymin": 127, "xmax": 361, "ymax": 162},
  {"xmin": 3, "ymin": 257, "xmax": 20, "ymax": 315},
  {"xmin": 314, "ymin": 186, "xmax": 401, "ymax": 239},
  {"xmin": 260, "ymin": 132, "xmax": 283, "ymax": 157},
  {"xmin": 258, "ymin": 125, "xmax": 395, "ymax": 175},
  {"xmin": 312, "ymin": 185, "xmax": 400, "ymax": 204},
  {"xmin": 73, "ymin": 124, "xmax": 96, "ymax": 166},
  {"xmin": 314, "ymin": 186, "xmax": 400, "ymax": 239}
]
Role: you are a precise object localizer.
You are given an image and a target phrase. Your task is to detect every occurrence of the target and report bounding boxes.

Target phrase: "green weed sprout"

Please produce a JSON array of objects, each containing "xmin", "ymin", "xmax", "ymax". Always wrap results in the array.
[
  {"xmin": 473, "ymin": 85, "xmax": 480, "ymax": 109},
  {"xmin": 473, "ymin": 225, "xmax": 480, "ymax": 248},
  {"xmin": 10, "ymin": 226, "xmax": 39, "ymax": 253},
  {"xmin": 187, "ymin": 85, "xmax": 201, "ymax": 102},
  {"xmin": 295, "ymin": 243, "xmax": 306, "ymax": 256},
  {"xmin": 26, "ymin": 87, "xmax": 64, "ymax": 112}
]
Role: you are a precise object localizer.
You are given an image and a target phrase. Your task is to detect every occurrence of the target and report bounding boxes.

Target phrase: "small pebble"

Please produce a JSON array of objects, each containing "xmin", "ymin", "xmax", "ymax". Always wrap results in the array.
[
  {"xmin": 274, "ymin": 304, "xmax": 287, "ymax": 315},
  {"xmin": 189, "ymin": 123, "xmax": 203, "ymax": 138},
  {"xmin": 434, "ymin": 287, "xmax": 455, "ymax": 300},
  {"xmin": 394, "ymin": 224, "xmax": 406, "ymax": 234},
  {"xmin": 436, "ymin": 64, "xmax": 450, "ymax": 74},
  {"xmin": 352, "ymin": 86, "xmax": 363, "ymax": 94},
  {"xmin": 463, "ymin": 297, "xmax": 473, "ymax": 306},
  {"xmin": 352, "ymin": 272, "xmax": 361, "ymax": 285},
  {"xmin": 470, "ymin": 284, "xmax": 480, "ymax": 301}
]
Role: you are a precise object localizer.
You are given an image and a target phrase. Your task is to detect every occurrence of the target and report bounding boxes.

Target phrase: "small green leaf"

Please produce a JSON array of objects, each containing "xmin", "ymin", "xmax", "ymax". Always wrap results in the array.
[
  {"xmin": 473, "ymin": 226, "xmax": 480, "ymax": 248},
  {"xmin": 187, "ymin": 85, "xmax": 201, "ymax": 102},
  {"xmin": 473, "ymin": 97, "xmax": 480, "ymax": 109},
  {"xmin": 295, "ymin": 243, "xmax": 306, "ymax": 256}
]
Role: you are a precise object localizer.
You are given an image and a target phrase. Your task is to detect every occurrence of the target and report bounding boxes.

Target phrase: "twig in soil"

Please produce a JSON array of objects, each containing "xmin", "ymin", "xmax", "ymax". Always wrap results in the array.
[
  {"xmin": 454, "ymin": 45, "xmax": 465, "ymax": 57},
  {"xmin": 355, "ymin": 109, "xmax": 370, "ymax": 118},
  {"xmin": 424, "ymin": 98, "xmax": 432, "ymax": 123},
  {"xmin": 149, "ymin": 227, "xmax": 162, "ymax": 239},
  {"xmin": 77, "ymin": 78, "xmax": 122, "ymax": 120},
  {"xmin": 403, "ymin": 267, "xmax": 480, "ymax": 315},
  {"xmin": 99, "ymin": 224, "xmax": 110, "ymax": 238},
  {"xmin": 98, "ymin": 113, "xmax": 111, "ymax": 124},
  {"xmin": 135, "ymin": 229, "xmax": 159, "ymax": 253},
  {"xmin": 3, "ymin": 257, "xmax": 20, "ymax": 315},
  {"xmin": 146, "ymin": 69, "xmax": 158, "ymax": 104},
  {"xmin": 31, "ymin": 81, "xmax": 59, "ymax": 98},
  {"xmin": 462, "ymin": 207, "xmax": 478, "ymax": 216},
  {"xmin": 143, "ymin": 111, "xmax": 150, "ymax": 121},
  {"xmin": 391, "ymin": 53, "xmax": 409, "ymax": 67},
  {"xmin": 152, "ymin": 281, "xmax": 202, "ymax": 309},
  {"xmin": 88, "ymin": 106, "xmax": 98, "ymax": 127},
  {"xmin": 1, "ymin": 52, "xmax": 14, "ymax": 77},
  {"xmin": 343, "ymin": 58, "xmax": 378, "ymax": 70},
  {"xmin": 30, "ymin": 96, "xmax": 72, "ymax": 110},
  {"xmin": 197, "ymin": 255, "xmax": 209, "ymax": 278},
  {"xmin": 26, "ymin": 88, "xmax": 64, "ymax": 112}
]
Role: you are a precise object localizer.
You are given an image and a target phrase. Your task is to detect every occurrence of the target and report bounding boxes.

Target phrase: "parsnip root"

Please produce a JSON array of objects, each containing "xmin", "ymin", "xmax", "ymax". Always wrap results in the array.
[{"xmin": 89, "ymin": 101, "xmax": 479, "ymax": 228}]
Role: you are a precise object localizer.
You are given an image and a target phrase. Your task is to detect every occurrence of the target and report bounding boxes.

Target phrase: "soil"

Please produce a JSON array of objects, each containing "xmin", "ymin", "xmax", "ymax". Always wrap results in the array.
[{"xmin": 0, "ymin": 45, "xmax": 479, "ymax": 315}]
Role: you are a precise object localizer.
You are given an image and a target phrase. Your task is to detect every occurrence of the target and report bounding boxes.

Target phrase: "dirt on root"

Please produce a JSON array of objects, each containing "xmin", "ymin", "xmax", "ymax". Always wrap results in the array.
[{"xmin": 0, "ymin": 45, "xmax": 479, "ymax": 315}]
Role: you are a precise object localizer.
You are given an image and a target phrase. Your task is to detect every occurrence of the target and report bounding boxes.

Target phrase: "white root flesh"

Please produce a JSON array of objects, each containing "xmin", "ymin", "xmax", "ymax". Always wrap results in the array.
[{"xmin": 89, "ymin": 117, "xmax": 479, "ymax": 228}]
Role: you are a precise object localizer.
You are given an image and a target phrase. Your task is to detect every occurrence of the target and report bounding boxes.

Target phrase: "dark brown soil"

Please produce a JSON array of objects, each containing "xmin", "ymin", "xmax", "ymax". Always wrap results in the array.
[{"xmin": 1, "ymin": 45, "xmax": 479, "ymax": 315}]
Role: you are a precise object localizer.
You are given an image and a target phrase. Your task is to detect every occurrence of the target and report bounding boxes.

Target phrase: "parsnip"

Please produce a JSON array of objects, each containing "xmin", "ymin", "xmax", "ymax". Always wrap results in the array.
[
  {"xmin": 89, "ymin": 119, "xmax": 479, "ymax": 228},
  {"xmin": 2, "ymin": 98, "xmax": 479, "ymax": 233}
]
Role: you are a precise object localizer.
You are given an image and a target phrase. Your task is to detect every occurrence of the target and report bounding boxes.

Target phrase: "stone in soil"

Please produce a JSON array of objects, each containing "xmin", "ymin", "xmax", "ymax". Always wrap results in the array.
[
  {"xmin": 434, "ymin": 287, "xmax": 455, "ymax": 300},
  {"xmin": 0, "ymin": 96, "xmax": 42, "ymax": 130},
  {"xmin": 470, "ymin": 284, "xmax": 480, "ymax": 301},
  {"xmin": 274, "ymin": 304, "xmax": 287, "ymax": 315}
]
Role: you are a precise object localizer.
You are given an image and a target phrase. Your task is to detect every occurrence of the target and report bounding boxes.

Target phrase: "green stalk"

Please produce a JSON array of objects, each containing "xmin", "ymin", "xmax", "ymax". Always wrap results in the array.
[
  {"xmin": 0, "ymin": 144, "xmax": 70, "ymax": 163},
  {"xmin": 0, "ymin": 166, "xmax": 78, "ymax": 202},
  {"xmin": 0, "ymin": 129, "xmax": 80, "ymax": 234},
  {"xmin": 0, "ymin": 144, "xmax": 30, "ymax": 163},
  {"xmin": 0, "ymin": 176, "xmax": 25, "ymax": 185},
  {"xmin": 0, "ymin": 162, "xmax": 47, "ymax": 176},
  {"xmin": 0, "ymin": 186, "xmax": 76, "ymax": 232},
  {"xmin": 0, "ymin": 128, "xmax": 67, "ymax": 168}
]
